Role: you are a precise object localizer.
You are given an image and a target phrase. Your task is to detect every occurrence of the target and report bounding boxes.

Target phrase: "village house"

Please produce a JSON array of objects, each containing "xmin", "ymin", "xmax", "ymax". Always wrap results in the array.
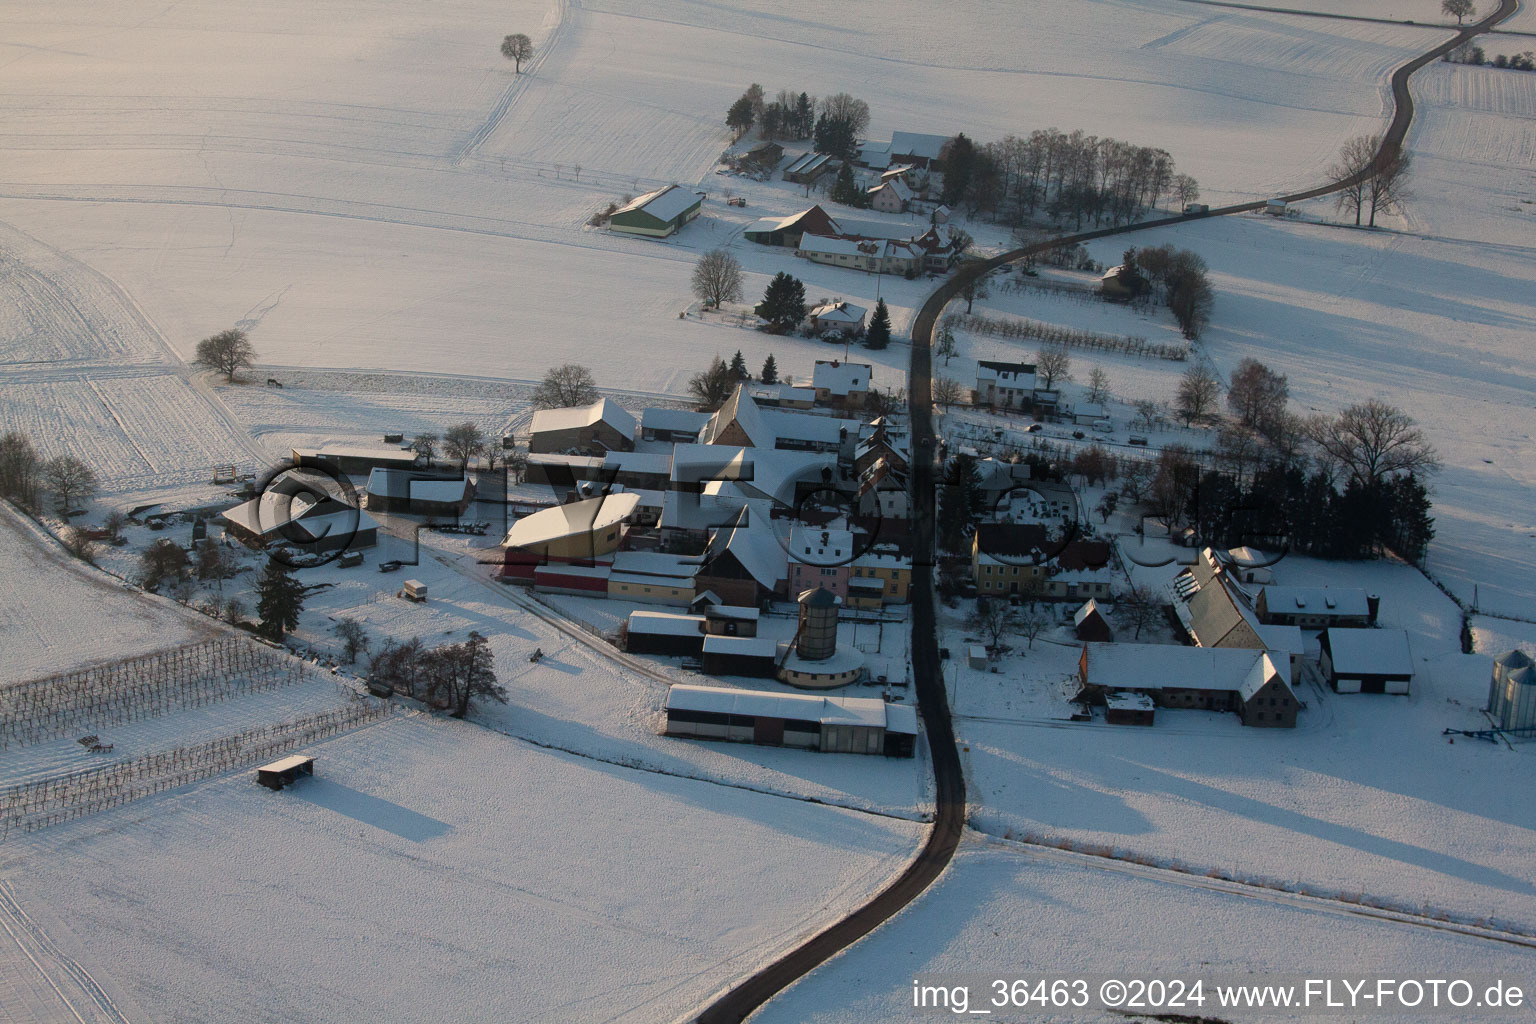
[
  {"xmin": 848, "ymin": 545, "xmax": 911, "ymax": 608},
  {"xmin": 971, "ymin": 522, "xmax": 1047, "ymax": 597},
  {"xmin": 811, "ymin": 359, "xmax": 872, "ymax": 409},
  {"xmin": 867, "ymin": 177, "xmax": 912, "ymax": 214},
  {"xmin": 972, "ymin": 360, "xmax": 1038, "ymax": 410},
  {"xmin": 221, "ymin": 474, "xmax": 379, "ymax": 555},
  {"xmin": 786, "ymin": 526, "xmax": 854, "ymax": 601},
  {"xmin": 1255, "ymin": 586, "xmax": 1376, "ymax": 629},
  {"xmin": 640, "ymin": 407, "xmax": 710, "ymax": 444},
  {"xmin": 807, "ymin": 303, "xmax": 867, "ymax": 338}
]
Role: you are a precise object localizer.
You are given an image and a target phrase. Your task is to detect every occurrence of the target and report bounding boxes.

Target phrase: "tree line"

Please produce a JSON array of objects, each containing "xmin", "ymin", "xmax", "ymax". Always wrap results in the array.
[{"xmin": 726, "ymin": 85, "xmax": 871, "ymax": 161}]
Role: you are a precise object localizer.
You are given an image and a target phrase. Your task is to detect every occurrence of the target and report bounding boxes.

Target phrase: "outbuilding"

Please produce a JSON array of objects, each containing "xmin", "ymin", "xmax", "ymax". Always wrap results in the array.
[
  {"xmin": 256, "ymin": 754, "xmax": 315, "ymax": 790},
  {"xmin": 529, "ymin": 398, "xmax": 637, "ymax": 456},
  {"xmin": 364, "ymin": 468, "xmax": 476, "ymax": 517},
  {"xmin": 1105, "ymin": 691, "xmax": 1155, "ymax": 726},
  {"xmin": 608, "ymin": 185, "xmax": 703, "ymax": 238},
  {"xmin": 1321, "ymin": 628, "xmax": 1413, "ymax": 694},
  {"xmin": 623, "ymin": 611, "xmax": 705, "ymax": 656},
  {"xmin": 1073, "ymin": 599, "xmax": 1114, "ymax": 643},
  {"xmin": 663, "ymin": 684, "xmax": 917, "ymax": 756}
]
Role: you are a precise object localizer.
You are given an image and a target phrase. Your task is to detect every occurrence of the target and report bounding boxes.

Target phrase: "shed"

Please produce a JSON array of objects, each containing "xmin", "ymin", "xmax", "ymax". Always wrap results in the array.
[
  {"xmin": 1321, "ymin": 628, "xmax": 1413, "ymax": 694},
  {"xmin": 608, "ymin": 185, "xmax": 703, "ymax": 238},
  {"xmin": 967, "ymin": 645, "xmax": 988, "ymax": 670},
  {"xmin": 624, "ymin": 610, "xmax": 706, "ymax": 656},
  {"xmin": 1073, "ymin": 599, "xmax": 1114, "ymax": 643},
  {"xmin": 700, "ymin": 635, "xmax": 780, "ymax": 677},
  {"xmin": 256, "ymin": 754, "xmax": 314, "ymax": 790}
]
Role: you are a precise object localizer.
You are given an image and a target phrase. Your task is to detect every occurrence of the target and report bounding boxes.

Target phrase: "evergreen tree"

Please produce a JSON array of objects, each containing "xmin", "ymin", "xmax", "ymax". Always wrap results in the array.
[
  {"xmin": 937, "ymin": 453, "xmax": 985, "ymax": 554},
  {"xmin": 726, "ymin": 95, "xmax": 754, "ymax": 140},
  {"xmin": 754, "ymin": 272, "xmax": 807, "ymax": 334},
  {"xmin": 1387, "ymin": 473, "xmax": 1436, "ymax": 565},
  {"xmin": 728, "ymin": 350, "xmax": 750, "ymax": 380},
  {"xmin": 255, "ymin": 558, "xmax": 305, "ymax": 640},
  {"xmin": 760, "ymin": 354, "xmax": 778, "ymax": 384},
  {"xmin": 940, "ymin": 133, "xmax": 976, "ymax": 207},
  {"xmin": 830, "ymin": 163, "xmax": 865, "ymax": 207},
  {"xmin": 865, "ymin": 299, "xmax": 892, "ymax": 350},
  {"xmin": 813, "ymin": 114, "xmax": 857, "ymax": 161}
]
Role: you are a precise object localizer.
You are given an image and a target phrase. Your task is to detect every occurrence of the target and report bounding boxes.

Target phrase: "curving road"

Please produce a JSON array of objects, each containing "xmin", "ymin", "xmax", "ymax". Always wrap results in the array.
[{"xmin": 691, "ymin": 1, "xmax": 1518, "ymax": 1021}]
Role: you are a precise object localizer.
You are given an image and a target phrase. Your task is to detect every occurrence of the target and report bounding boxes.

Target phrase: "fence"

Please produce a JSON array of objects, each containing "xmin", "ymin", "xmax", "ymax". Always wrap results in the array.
[
  {"xmin": 948, "ymin": 311, "xmax": 1188, "ymax": 362},
  {"xmin": 0, "ymin": 699, "xmax": 389, "ymax": 839},
  {"xmin": 0, "ymin": 637, "xmax": 307, "ymax": 749}
]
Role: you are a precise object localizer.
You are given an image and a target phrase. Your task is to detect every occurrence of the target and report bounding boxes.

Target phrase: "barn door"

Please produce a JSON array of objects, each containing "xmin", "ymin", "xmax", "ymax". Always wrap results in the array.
[{"xmin": 754, "ymin": 717, "xmax": 785, "ymax": 746}]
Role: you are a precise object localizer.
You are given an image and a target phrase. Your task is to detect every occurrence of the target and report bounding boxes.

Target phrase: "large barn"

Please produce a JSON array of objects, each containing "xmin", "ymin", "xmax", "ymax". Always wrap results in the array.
[
  {"xmin": 500, "ymin": 491, "xmax": 639, "ymax": 581},
  {"xmin": 529, "ymin": 398, "xmax": 636, "ymax": 456},
  {"xmin": 607, "ymin": 185, "xmax": 702, "ymax": 238},
  {"xmin": 1078, "ymin": 643, "xmax": 1298, "ymax": 728},
  {"xmin": 663, "ymin": 684, "xmax": 917, "ymax": 756}
]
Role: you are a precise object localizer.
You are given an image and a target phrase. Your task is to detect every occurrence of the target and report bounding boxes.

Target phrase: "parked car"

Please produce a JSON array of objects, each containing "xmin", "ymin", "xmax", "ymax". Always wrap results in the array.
[
  {"xmin": 1129, "ymin": 435, "xmax": 1149, "ymax": 446},
  {"xmin": 1025, "ymin": 423, "xmax": 1042, "ymax": 433},
  {"xmin": 379, "ymin": 559, "xmax": 403, "ymax": 573},
  {"xmin": 1183, "ymin": 203, "xmax": 1209, "ymax": 215}
]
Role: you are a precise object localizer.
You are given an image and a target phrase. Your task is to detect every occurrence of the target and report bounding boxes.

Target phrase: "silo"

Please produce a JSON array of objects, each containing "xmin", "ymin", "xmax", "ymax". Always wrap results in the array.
[
  {"xmin": 796, "ymin": 587, "xmax": 840, "ymax": 661},
  {"xmin": 1500, "ymin": 665, "xmax": 1536, "ymax": 732},
  {"xmin": 1490, "ymin": 650, "xmax": 1534, "ymax": 723}
]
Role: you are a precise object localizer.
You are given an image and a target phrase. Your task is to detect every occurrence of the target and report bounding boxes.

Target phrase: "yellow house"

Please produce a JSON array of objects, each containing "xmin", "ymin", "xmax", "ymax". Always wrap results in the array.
[{"xmin": 848, "ymin": 549, "xmax": 911, "ymax": 609}]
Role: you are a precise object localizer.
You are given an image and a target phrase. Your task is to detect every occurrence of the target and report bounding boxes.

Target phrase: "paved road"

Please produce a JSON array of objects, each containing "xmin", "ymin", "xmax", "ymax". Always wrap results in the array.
[{"xmin": 691, "ymin": 3, "xmax": 1518, "ymax": 1021}]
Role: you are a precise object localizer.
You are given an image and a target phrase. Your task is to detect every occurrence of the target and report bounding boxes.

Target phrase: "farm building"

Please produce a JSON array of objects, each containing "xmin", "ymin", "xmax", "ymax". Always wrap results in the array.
[
  {"xmin": 807, "ymin": 304, "xmax": 867, "ymax": 338},
  {"xmin": 796, "ymin": 233, "xmax": 921, "ymax": 276},
  {"xmin": 1489, "ymin": 650, "xmax": 1536, "ymax": 732},
  {"xmin": 778, "ymin": 587, "xmax": 863, "ymax": 688},
  {"xmin": 1078, "ymin": 643, "xmax": 1298, "ymax": 728},
  {"xmin": 694, "ymin": 510, "xmax": 788, "ymax": 606},
  {"xmin": 607, "ymin": 185, "xmax": 702, "ymax": 237},
  {"xmin": 500, "ymin": 491, "xmax": 639, "ymax": 581},
  {"xmin": 1073, "ymin": 599, "xmax": 1114, "ymax": 642},
  {"xmin": 221, "ymin": 475, "xmax": 378, "ymax": 555},
  {"xmin": 1320, "ymin": 628, "xmax": 1413, "ymax": 694},
  {"xmin": 364, "ymin": 468, "xmax": 475, "ymax": 517},
  {"xmin": 700, "ymin": 635, "xmax": 779, "ymax": 677},
  {"xmin": 529, "ymin": 398, "xmax": 636, "ymax": 455},
  {"xmin": 742, "ymin": 205, "xmax": 840, "ymax": 247},
  {"xmin": 857, "ymin": 131, "xmax": 950, "ymax": 171},
  {"xmin": 811, "ymin": 359, "xmax": 871, "ymax": 407},
  {"xmin": 663, "ymin": 684, "xmax": 917, "ymax": 756},
  {"xmin": 623, "ymin": 610, "xmax": 706, "ymax": 656},
  {"xmin": 701, "ymin": 601, "xmax": 759, "ymax": 637},
  {"xmin": 1256, "ymin": 586, "xmax": 1376, "ymax": 629},
  {"xmin": 737, "ymin": 140, "xmax": 783, "ymax": 172},
  {"xmin": 1104, "ymin": 691, "xmax": 1155, "ymax": 726},
  {"xmin": 291, "ymin": 444, "xmax": 419, "ymax": 476},
  {"xmin": 782, "ymin": 152, "xmax": 839, "ymax": 184},
  {"xmin": 605, "ymin": 551, "xmax": 699, "ymax": 606}
]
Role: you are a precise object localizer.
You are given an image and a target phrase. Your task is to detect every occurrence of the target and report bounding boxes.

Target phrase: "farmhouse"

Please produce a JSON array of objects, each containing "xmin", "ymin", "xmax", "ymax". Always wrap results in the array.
[
  {"xmin": 640, "ymin": 407, "xmax": 710, "ymax": 443},
  {"xmin": 663, "ymin": 684, "xmax": 917, "ymax": 756},
  {"xmin": 607, "ymin": 185, "xmax": 702, "ymax": 238},
  {"xmin": 605, "ymin": 551, "xmax": 698, "ymax": 606},
  {"xmin": 738, "ymin": 140, "xmax": 783, "ymax": 172},
  {"xmin": 796, "ymin": 233, "xmax": 920, "ymax": 276},
  {"xmin": 807, "ymin": 303, "xmax": 867, "ymax": 338},
  {"xmin": 1078, "ymin": 643, "xmax": 1298, "ymax": 728},
  {"xmin": 364, "ymin": 468, "xmax": 475, "ymax": 517},
  {"xmin": 529, "ymin": 398, "xmax": 636, "ymax": 456},
  {"xmin": 867, "ymin": 177, "xmax": 912, "ymax": 214},
  {"xmin": 787, "ymin": 526, "xmax": 855, "ymax": 600},
  {"xmin": 742, "ymin": 205, "xmax": 840, "ymax": 247},
  {"xmin": 1320, "ymin": 628, "xmax": 1413, "ymax": 694},
  {"xmin": 1256, "ymin": 586, "xmax": 1375, "ymax": 629},
  {"xmin": 694, "ymin": 511, "xmax": 788, "ymax": 606},
  {"xmin": 972, "ymin": 523, "xmax": 1047, "ymax": 597},
  {"xmin": 811, "ymin": 359, "xmax": 871, "ymax": 408},
  {"xmin": 857, "ymin": 131, "xmax": 950, "ymax": 171}
]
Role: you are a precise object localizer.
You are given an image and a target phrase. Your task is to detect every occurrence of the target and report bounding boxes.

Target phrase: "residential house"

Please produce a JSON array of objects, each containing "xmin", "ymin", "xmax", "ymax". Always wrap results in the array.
[
  {"xmin": 867, "ymin": 177, "xmax": 912, "ymax": 214},
  {"xmin": 1078, "ymin": 644, "xmax": 1298, "ymax": 728},
  {"xmin": 807, "ymin": 303, "xmax": 867, "ymax": 338},
  {"xmin": 529, "ymin": 398, "xmax": 636, "ymax": 455},
  {"xmin": 972, "ymin": 360, "xmax": 1038, "ymax": 410},
  {"xmin": 811, "ymin": 359, "xmax": 872, "ymax": 408},
  {"xmin": 1255, "ymin": 586, "xmax": 1376, "ymax": 629},
  {"xmin": 787, "ymin": 526, "xmax": 855, "ymax": 600},
  {"xmin": 640, "ymin": 407, "xmax": 710, "ymax": 443}
]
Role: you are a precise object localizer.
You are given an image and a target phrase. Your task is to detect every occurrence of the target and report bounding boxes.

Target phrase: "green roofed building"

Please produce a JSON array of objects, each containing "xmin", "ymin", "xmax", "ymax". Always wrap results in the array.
[{"xmin": 608, "ymin": 185, "xmax": 703, "ymax": 238}]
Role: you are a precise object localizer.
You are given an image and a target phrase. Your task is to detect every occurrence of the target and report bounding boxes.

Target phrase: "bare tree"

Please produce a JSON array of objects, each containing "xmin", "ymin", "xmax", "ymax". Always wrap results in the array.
[
  {"xmin": 194, "ymin": 328, "xmax": 256, "ymax": 383},
  {"xmin": 1329, "ymin": 135, "xmax": 1376, "ymax": 226},
  {"xmin": 1118, "ymin": 584, "xmax": 1160, "ymax": 640},
  {"xmin": 960, "ymin": 274, "xmax": 990, "ymax": 314},
  {"xmin": 1310, "ymin": 399, "xmax": 1440, "ymax": 487},
  {"xmin": 1176, "ymin": 365, "xmax": 1220, "ymax": 426},
  {"xmin": 1018, "ymin": 605, "xmax": 1051, "ymax": 649},
  {"xmin": 1442, "ymin": 0, "xmax": 1475, "ymax": 24},
  {"xmin": 421, "ymin": 631, "xmax": 505, "ymax": 718},
  {"xmin": 140, "ymin": 538, "xmax": 189, "ymax": 590},
  {"xmin": 1034, "ymin": 344, "xmax": 1072, "ymax": 389},
  {"xmin": 691, "ymin": 249, "xmax": 743, "ymax": 309},
  {"xmin": 500, "ymin": 33, "xmax": 534, "ymax": 72},
  {"xmin": 60, "ymin": 526, "xmax": 97, "ymax": 564},
  {"xmin": 45, "ymin": 455, "xmax": 96, "ymax": 514},
  {"xmin": 818, "ymin": 93, "xmax": 871, "ymax": 136},
  {"xmin": 1133, "ymin": 399, "xmax": 1159, "ymax": 432},
  {"xmin": 968, "ymin": 598, "xmax": 1017, "ymax": 649},
  {"xmin": 412, "ymin": 432, "xmax": 439, "ymax": 466},
  {"xmin": 935, "ymin": 326, "xmax": 959, "ymax": 365},
  {"xmin": 689, "ymin": 356, "xmax": 736, "ymax": 411},
  {"xmin": 1174, "ymin": 174, "xmax": 1200, "ymax": 206},
  {"xmin": 533, "ymin": 364, "xmax": 599, "ymax": 409},
  {"xmin": 1226, "ymin": 358, "xmax": 1289, "ymax": 432},
  {"xmin": 1086, "ymin": 365, "xmax": 1110, "ymax": 404},
  {"xmin": 1367, "ymin": 148, "xmax": 1411, "ymax": 228},
  {"xmin": 335, "ymin": 619, "xmax": 370, "ymax": 664},
  {"xmin": 932, "ymin": 376, "xmax": 963, "ymax": 408},
  {"xmin": 0, "ymin": 431, "xmax": 41, "ymax": 507},
  {"xmin": 443, "ymin": 422, "xmax": 486, "ymax": 469},
  {"xmin": 102, "ymin": 510, "xmax": 127, "ymax": 544}
]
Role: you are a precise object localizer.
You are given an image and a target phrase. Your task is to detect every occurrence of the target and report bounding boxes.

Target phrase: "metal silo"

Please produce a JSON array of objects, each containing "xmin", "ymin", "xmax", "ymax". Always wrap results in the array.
[
  {"xmin": 1500, "ymin": 664, "xmax": 1536, "ymax": 732},
  {"xmin": 796, "ymin": 587, "xmax": 840, "ymax": 661},
  {"xmin": 1490, "ymin": 650, "xmax": 1535, "ymax": 726}
]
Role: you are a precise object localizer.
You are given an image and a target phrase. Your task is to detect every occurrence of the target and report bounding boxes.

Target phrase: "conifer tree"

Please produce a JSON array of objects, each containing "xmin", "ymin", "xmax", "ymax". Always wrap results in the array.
[
  {"xmin": 255, "ymin": 558, "xmax": 305, "ymax": 640},
  {"xmin": 865, "ymin": 298, "xmax": 892, "ymax": 350}
]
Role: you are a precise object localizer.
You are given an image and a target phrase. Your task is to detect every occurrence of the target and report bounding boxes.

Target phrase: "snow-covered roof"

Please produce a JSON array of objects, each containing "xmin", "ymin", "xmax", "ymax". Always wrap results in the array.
[
  {"xmin": 798, "ymin": 233, "xmax": 890, "ymax": 259},
  {"xmin": 1261, "ymin": 586, "xmax": 1371, "ymax": 617},
  {"xmin": 812, "ymin": 359, "xmax": 871, "ymax": 395},
  {"xmin": 974, "ymin": 360, "xmax": 1036, "ymax": 383},
  {"xmin": 627, "ymin": 611, "xmax": 705, "ymax": 636},
  {"xmin": 808, "ymin": 303, "xmax": 867, "ymax": 326},
  {"xmin": 761, "ymin": 409, "xmax": 855, "ymax": 447},
  {"xmin": 641, "ymin": 407, "xmax": 711, "ymax": 436},
  {"xmin": 602, "ymin": 450, "xmax": 673, "ymax": 475},
  {"xmin": 502, "ymin": 492, "xmax": 639, "ymax": 548},
  {"xmin": 259, "ymin": 754, "xmax": 315, "ymax": 774},
  {"xmin": 778, "ymin": 642, "xmax": 865, "ymax": 677},
  {"xmin": 289, "ymin": 506, "xmax": 379, "ymax": 542},
  {"xmin": 869, "ymin": 178, "xmax": 913, "ymax": 202},
  {"xmin": 789, "ymin": 526, "xmax": 854, "ymax": 565},
  {"xmin": 530, "ymin": 398, "xmax": 637, "ymax": 440},
  {"xmin": 889, "ymin": 131, "xmax": 950, "ymax": 161},
  {"xmin": 220, "ymin": 472, "xmax": 365, "ymax": 539},
  {"xmin": 1106, "ymin": 691, "xmax": 1155, "ymax": 711},
  {"xmin": 1073, "ymin": 598, "xmax": 1104, "ymax": 627},
  {"xmin": 675, "ymin": 443, "xmax": 837, "ymax": 506},
  {"xmin": 1082, "ymin": 643, "xmax": 1291, "ymax": 695},
  {"xmin": 660, "ymin": 489, "xmax": 747, "ymax": 531},
  {"xmin": 784, "ymin": 152, "xmax": 836, "ymax": 177},
  {"xmin": 1325, "ymin": 629, "xmax": 1414, "ymax": 676},
  {"xmin": 1256, "ymin": 624, "xmax": 1305, "ymax": 656},
  {"xmin": 610, "ymin": 551, "xmax": 700, "ymax": 580},
  {"xmin": 666, "ymin": 683, "xmax": 905, "ymax": 730},
  {"xmin": 701, "ymin": 386, "xmax": 773, "ymax": 449},
  {"xmin": 292, "ymin": 444, "xmax": 418, "ymax": 466},
  {"xmin": 612, "ymin": 184, "xmax": 701, "ymax": 223},
  {"xmin": 705, "ymin": 514, "xmax": 788, "ymax": 589},
  {"xmin": 701, "ymin": 635, "xmax": 778, "ymax": 657},
  {"xmin": 704, "ymin": 604, "xmax": 760, "ymax": 621}
]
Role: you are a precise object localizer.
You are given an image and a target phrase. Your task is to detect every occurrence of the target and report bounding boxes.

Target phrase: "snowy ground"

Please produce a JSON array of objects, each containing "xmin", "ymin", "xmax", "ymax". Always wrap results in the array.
[
  {"xmin": 0, "ymin": 505, "xmax": 213, "ymax": 686},
  {"xmin": 754, "ymin": 835, "xmax": 1536, "ymax": 1024},
  {"xmin": 0, "ymin": 713, "xmax": 923, "ymax": 1024}
]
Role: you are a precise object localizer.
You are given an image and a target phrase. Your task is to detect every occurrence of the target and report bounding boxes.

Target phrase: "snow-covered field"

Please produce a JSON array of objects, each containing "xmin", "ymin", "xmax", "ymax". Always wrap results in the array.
[
  {"xmin": 754, "ymin": 836, "xmax": 1536, "ymax": 1024},
  {"xmin": 0, "ymin": 505, "xmax": 212, "ymax": 685},
  {"xmin": 0, "ymin": 713, "xmax": 923, "ymax": 1024}
]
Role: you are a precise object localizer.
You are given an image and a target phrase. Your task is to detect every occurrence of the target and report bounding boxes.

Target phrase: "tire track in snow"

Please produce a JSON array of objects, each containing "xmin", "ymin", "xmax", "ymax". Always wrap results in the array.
[{"xmin": 0, "ymin": 881, "xmax": 130, "ymax": 1024}]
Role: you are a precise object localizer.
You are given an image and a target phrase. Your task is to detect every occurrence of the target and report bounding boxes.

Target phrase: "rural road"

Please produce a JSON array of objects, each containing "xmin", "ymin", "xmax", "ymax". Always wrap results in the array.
[{"xmin": 690, "ymin": 0, "xmax": 1519, "ymax": 1020}]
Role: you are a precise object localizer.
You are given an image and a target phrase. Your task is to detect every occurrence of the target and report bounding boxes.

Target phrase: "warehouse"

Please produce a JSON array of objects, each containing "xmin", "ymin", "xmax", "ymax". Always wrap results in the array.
[
  {"xmin": 1320, "ymin": 629, "xmax": 1413, "ymax": 694},
  {"xmin": 291, "ymin": 444, "xmax": 419, "ymax": 477},
  {"xmin": 1256, "ymin": 586, "xmax": 1375, "ymax": 629},
  {"xmin": 663, "ymin": 684, "xmax": 917, "ymax": 756},
  {"xmin": 607, "ymin": 184, "xmax": 703, "ymax": 238},
  {"xmin": 221, "ymin": 473, "xmax": 378, "ymax": 555}
]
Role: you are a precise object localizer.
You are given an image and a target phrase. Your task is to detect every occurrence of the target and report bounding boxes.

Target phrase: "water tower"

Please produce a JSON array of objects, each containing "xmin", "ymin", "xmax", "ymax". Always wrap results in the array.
[{"xmin": 796, "ymin": 587, "xmax": 840, "ymax": 661}]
